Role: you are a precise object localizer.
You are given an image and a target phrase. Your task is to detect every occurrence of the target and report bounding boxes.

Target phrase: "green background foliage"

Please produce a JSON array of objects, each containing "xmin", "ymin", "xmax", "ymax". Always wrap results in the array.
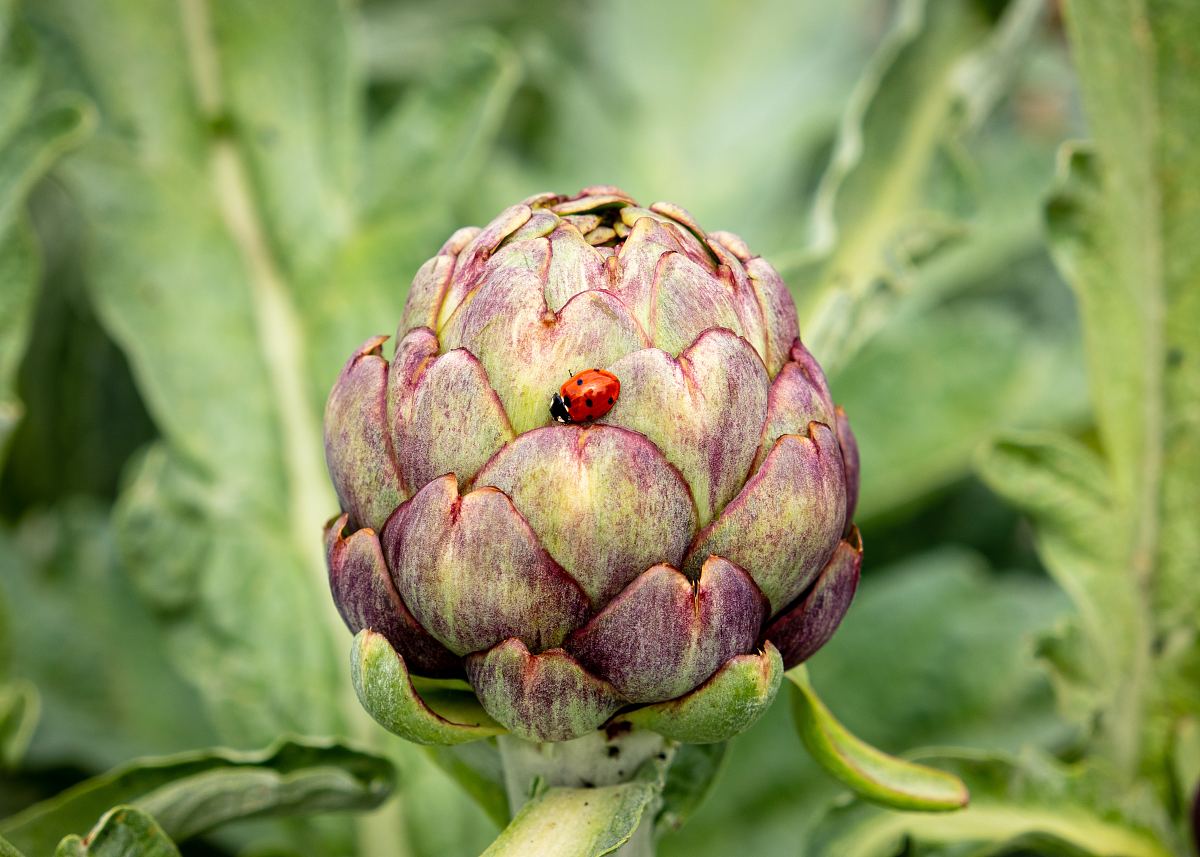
[{"xmin": 0, "ymin": 0, "xmax": 1195, "ymax": 854}]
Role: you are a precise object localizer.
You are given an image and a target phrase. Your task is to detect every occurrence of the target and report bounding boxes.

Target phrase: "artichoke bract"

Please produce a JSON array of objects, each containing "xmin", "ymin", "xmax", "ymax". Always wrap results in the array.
[{"xmin": 323, "ymin": 186, "xmax": 861, "ymax": 745}]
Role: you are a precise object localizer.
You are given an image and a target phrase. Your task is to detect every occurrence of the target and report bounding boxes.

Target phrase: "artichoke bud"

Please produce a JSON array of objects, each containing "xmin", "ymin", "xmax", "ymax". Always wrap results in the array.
[{"xmin": 323, "ymin": 187, "xmax": 861, "ymax": 744}]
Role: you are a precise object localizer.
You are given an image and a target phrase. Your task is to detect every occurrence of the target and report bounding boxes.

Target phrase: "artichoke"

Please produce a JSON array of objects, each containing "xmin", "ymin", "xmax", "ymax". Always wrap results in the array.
[{"xmin": 323, "ymin": 186, "xmax": 861, "ymax": 746}]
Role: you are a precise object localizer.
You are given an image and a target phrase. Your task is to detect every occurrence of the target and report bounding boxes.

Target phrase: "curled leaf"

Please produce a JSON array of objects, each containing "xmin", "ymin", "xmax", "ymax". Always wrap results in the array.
[
  {"xmin": 0, "ymin": 738, "xmax": 394, "ymax": 855},
  {"xmin": 788, "ymin": 666, "xmax": 968, "ymax": 811},
  {"xmin": 53, "ymin": 806, "xmax": 179, "ymax": 857},
  {"xmin": 481, "ymin": 782, "xmax": 659, "ymax": 857}
]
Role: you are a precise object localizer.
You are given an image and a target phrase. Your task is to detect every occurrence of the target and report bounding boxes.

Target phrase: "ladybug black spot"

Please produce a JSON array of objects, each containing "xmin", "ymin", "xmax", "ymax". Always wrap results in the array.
[
  {"xmin": 586, "ymin": 399, "xmax": 593, "ymax": 407},
  {"xmin": 608, "ymin": 397, "xmax": 613, "ymax": 404},
  {"xmin": 577, "ymin": 379, "xmax": 583, "ymax": 386}
]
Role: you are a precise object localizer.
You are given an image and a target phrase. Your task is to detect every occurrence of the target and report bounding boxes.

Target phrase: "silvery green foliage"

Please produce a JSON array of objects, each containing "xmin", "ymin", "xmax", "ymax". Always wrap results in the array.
[{"xmin": 1, "ymin": 0, "xmax": 1195, "ymax": 855}]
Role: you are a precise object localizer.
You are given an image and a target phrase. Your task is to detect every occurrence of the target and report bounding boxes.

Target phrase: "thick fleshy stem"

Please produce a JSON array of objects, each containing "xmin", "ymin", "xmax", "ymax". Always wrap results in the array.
[{"xmin": 497, "ymin": 727, "xmax": 670, "ymax": 857}]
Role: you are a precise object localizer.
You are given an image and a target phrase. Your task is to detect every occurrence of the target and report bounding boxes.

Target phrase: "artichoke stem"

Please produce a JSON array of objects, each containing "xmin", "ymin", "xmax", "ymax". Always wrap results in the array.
[{"xmin": 497, "ymin": 727, "xmax": 670, "ymax": 857}]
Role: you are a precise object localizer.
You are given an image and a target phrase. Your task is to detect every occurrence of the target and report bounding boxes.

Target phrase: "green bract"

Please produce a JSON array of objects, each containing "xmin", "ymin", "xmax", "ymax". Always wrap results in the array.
[{"xmin": 323, "ymin": 187, "xmax": 860, "ymax": 744}]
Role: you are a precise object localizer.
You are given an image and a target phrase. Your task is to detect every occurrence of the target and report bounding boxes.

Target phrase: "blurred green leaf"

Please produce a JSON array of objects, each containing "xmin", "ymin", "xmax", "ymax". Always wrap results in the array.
[
  {"xmin": 0, "ymin": 15, "xmax": 92, "ymax": 464},
  {"xmin": 0, "ymin": 834, "xmax": 23, "ymax": 857},
  {"xmin": 1052, "ymin": 8, "xmax": 1200, "ymax": 637},
  {"xmin": 0, "ymin": 182, "xmax": 159, "ymax": 514},
  {"xmin": 953, "ymin": 1, "xmax": 1200, "ymax": 848},
  {"xmin": 53, "ymin": 806, "xmax": 180, "ymax": 857},
  {"xmin": 789, "ymin": 666, "xmax": 969, "ymax": 812},
  {"xmin": 36, "ymin": 0, "xmax": 347, "ymax": 741},
  {"xmin": 0, "ymin": 738, "xmax": 393, "ymax": 856},
  {"xmin": 365, "ymin": 31, "xmax": 520, "ymax": 218},
  {"xmin": 787, "ymin": 0, "xmax": 994, "ymax": 368},
  {"xmin": 0, "ymin": 679, "xmax": 37, "ymax": 771},
  {"xmin": 202, "ymin": 0, "xmax": 358, "ymax": 278},
  {"xmin": 816, "ymin": 6, "xmax": 1087, "ymax": 520},
  {"xmin": 27, "ymin": 2, "xmax": 376, "ymax": 752},
  {"xmin": 0, "ymin": 223, "xmax": 37, "ymax": 465},
  {"xmin": 807, "ymin": 751, "xmax": 1173, "ymax": 857},
  {"xmin": 0, "ymin": 94, "xmax": 93, "ymax": 227},
  {"xmin": 977, "ymin": 433, "xmax": 1130, "ymax": 731},
  {"xmin": 0, "ymin": 503, "xmax": 214, "ymax": 770},
  {"xmin": 26, "ymin": 0, "xmax": 527, "ymax": 752},
  {"xmin": 392, "ymin": 744, "xmax": 500, "ymax": 857},
  {"xmin": 439, "ymin": 0, "xmax": 879, "ymax": 246},
  {"xmin": 971, "ymin": 0, "xmax": 1200, "ymax": 805},
  {"xmin": 837, "ymin": 300, "xmax": 1083, "ymax": 521},
  {"xmin": 1054, "ymin": 0, "xmax": 1200, "ymax": 644},
  {"xmin": 425, "ymin": 741, "xmax": 510, "ymax": 830},
  {"xmin": 655, "ymin": 742, "xmax": 727, "ymax": 837},
  {"xmin": 0, "ymin": 521, "xmax": 36, "ymax": 773}
]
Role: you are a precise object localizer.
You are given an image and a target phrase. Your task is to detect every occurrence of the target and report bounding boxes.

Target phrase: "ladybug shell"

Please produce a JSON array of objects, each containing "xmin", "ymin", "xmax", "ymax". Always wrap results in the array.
[{"xmin": 558, "ymin": 369, "xmax": 620, "ymax": 422}]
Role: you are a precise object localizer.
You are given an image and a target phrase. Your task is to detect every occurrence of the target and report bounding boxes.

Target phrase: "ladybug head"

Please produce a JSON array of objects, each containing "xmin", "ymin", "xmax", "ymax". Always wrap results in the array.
[{"xmin": 549, "ymin": 392, "xmax": 573, "ymax": 424}]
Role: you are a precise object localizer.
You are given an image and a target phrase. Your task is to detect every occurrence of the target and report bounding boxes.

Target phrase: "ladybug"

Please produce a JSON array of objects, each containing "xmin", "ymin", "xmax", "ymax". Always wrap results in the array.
[{"xmin": 550, "ymin": 368, "xmax": 620, "ymax": 423}]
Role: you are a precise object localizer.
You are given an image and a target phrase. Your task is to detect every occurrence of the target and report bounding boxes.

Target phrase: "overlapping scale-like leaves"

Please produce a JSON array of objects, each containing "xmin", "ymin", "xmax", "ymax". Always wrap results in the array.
[
  {"xmin": 474, "ymin": 425, "xmax": 697, "ymax": 605},
  {"xmin": 324, "ymin": 187, "xmax": 861, "ymax": 744},
  {"xmin": 324, "ymin": 336, "xmax": 406, "ymax": 531},
  {"xmin": 440, "ymin": 238, "xmax": 649, "ymax": 433},
  {"xmin": 381, "ymin": 475, "xmax": 591, "ymax": 656},
  {"xmin": 388, "ymin": 328, "xmax": 514, "ymax": 492},
  {"xmin": 605, "ymin": 329, "xmax": 768, "ymax": 526},
  {"xmin": 565, "ymin": 557, "xmax": 766, "ymax": 703}
]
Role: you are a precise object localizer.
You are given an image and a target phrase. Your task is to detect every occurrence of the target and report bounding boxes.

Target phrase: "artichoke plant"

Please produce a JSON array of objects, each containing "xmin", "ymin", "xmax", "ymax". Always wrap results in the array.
[{"xmin": 323, "ymin": 186, "xmax": 860, "ymax": 771}]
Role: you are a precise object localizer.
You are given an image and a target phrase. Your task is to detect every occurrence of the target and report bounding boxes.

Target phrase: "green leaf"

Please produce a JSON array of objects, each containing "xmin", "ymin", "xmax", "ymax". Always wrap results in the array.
[
  {"xmin": 0, "ymin": 18, "xmax": 93, "ymax": 464},
  {"xmin": 53, "ymin": 806, "xmax": 180, "ymax": 857},
  {"xmin": 788, "ymin": 666, "xmax": 968, "ymax": 812},
  {"xmin": 424, "ymin": 741, "xmax": 510, "ymax": 830},
  {"xmin": 364, "ymin": 31, "xmax": 520, "ymax": 218},
  {"xmin": 0, "ymin": 504, "xmax": 214, "ymax": 770},
  {"xmin": 0, "ymin": 834, "xmax": 24, "ymax": 857},
  {"xmin": 0, "ymin": 220, "xmax": 36, "ymax": 460},
  {"xmin": 977, "ymin": 432, "xmax": 1138, "ymax": 735},
  {"xmin": 787, "ymin": 0, "xmax": 997, "ymax": 368},
  {"xmin": 0, "ymin": 678, "xmax": 37, "ymax": 769},
  {"xmin": 1065, "ymin": 0, "xmax": 1200, "ymax": 627},
  {"xmin": 350, "ymin": 630, "xmax": 505, "ymax": 746},
  {"xmin": 201, "ymin": 0, "xmax": 359, "ymax": 279},
  {"xmin": 655, "ymin": 742, "xmax": 727, "ymax": 837},
  {"xmin": 394, "ymin": 742, "xmax": 502, "ymax": 857},
  {"xmin": 0, "ymin": 738, "xmax": 394, "ymax": 856},
  {"xmin": 27, "ymin": 0, "xmax": 526, "ymax": 751},
  {"xmin": 0, "ymin": 222, "xmax": 36, "ymax": 464},
  {"xmin": 838, "ymin": 301, "xmax": 1085, "ymax": 520},
  {"xmin": 0, "ymin": 94, "xmax": 93, "ymax": 228},
  {"xmin": 481, "ymin": 782, "xmax": 660, "ymax": 857},
  {"xmin": 435, "ymin": 0, "xmax": 879, "ymax": 245},
  {"xmin": 808, "ymin": 550, "xmax": 1073, "ymax": 753},
  {"xmin": 0, "ymin": 535, "xmax": 37, "ymax": 773},
  {"xmin": 807, "ymin": 751, "xmax": 1174, "ymax": 857},
  {"xmin": 1052, "ymin": 8, "xmax": 1200, "ymax": 625},
  {"xmin": 31, "ymin": 0, "xmax": 355, "ymax": 742},
  {"xmin": 1004, "ymin": 0, "xmax": 1200, "ymax": 793}
]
